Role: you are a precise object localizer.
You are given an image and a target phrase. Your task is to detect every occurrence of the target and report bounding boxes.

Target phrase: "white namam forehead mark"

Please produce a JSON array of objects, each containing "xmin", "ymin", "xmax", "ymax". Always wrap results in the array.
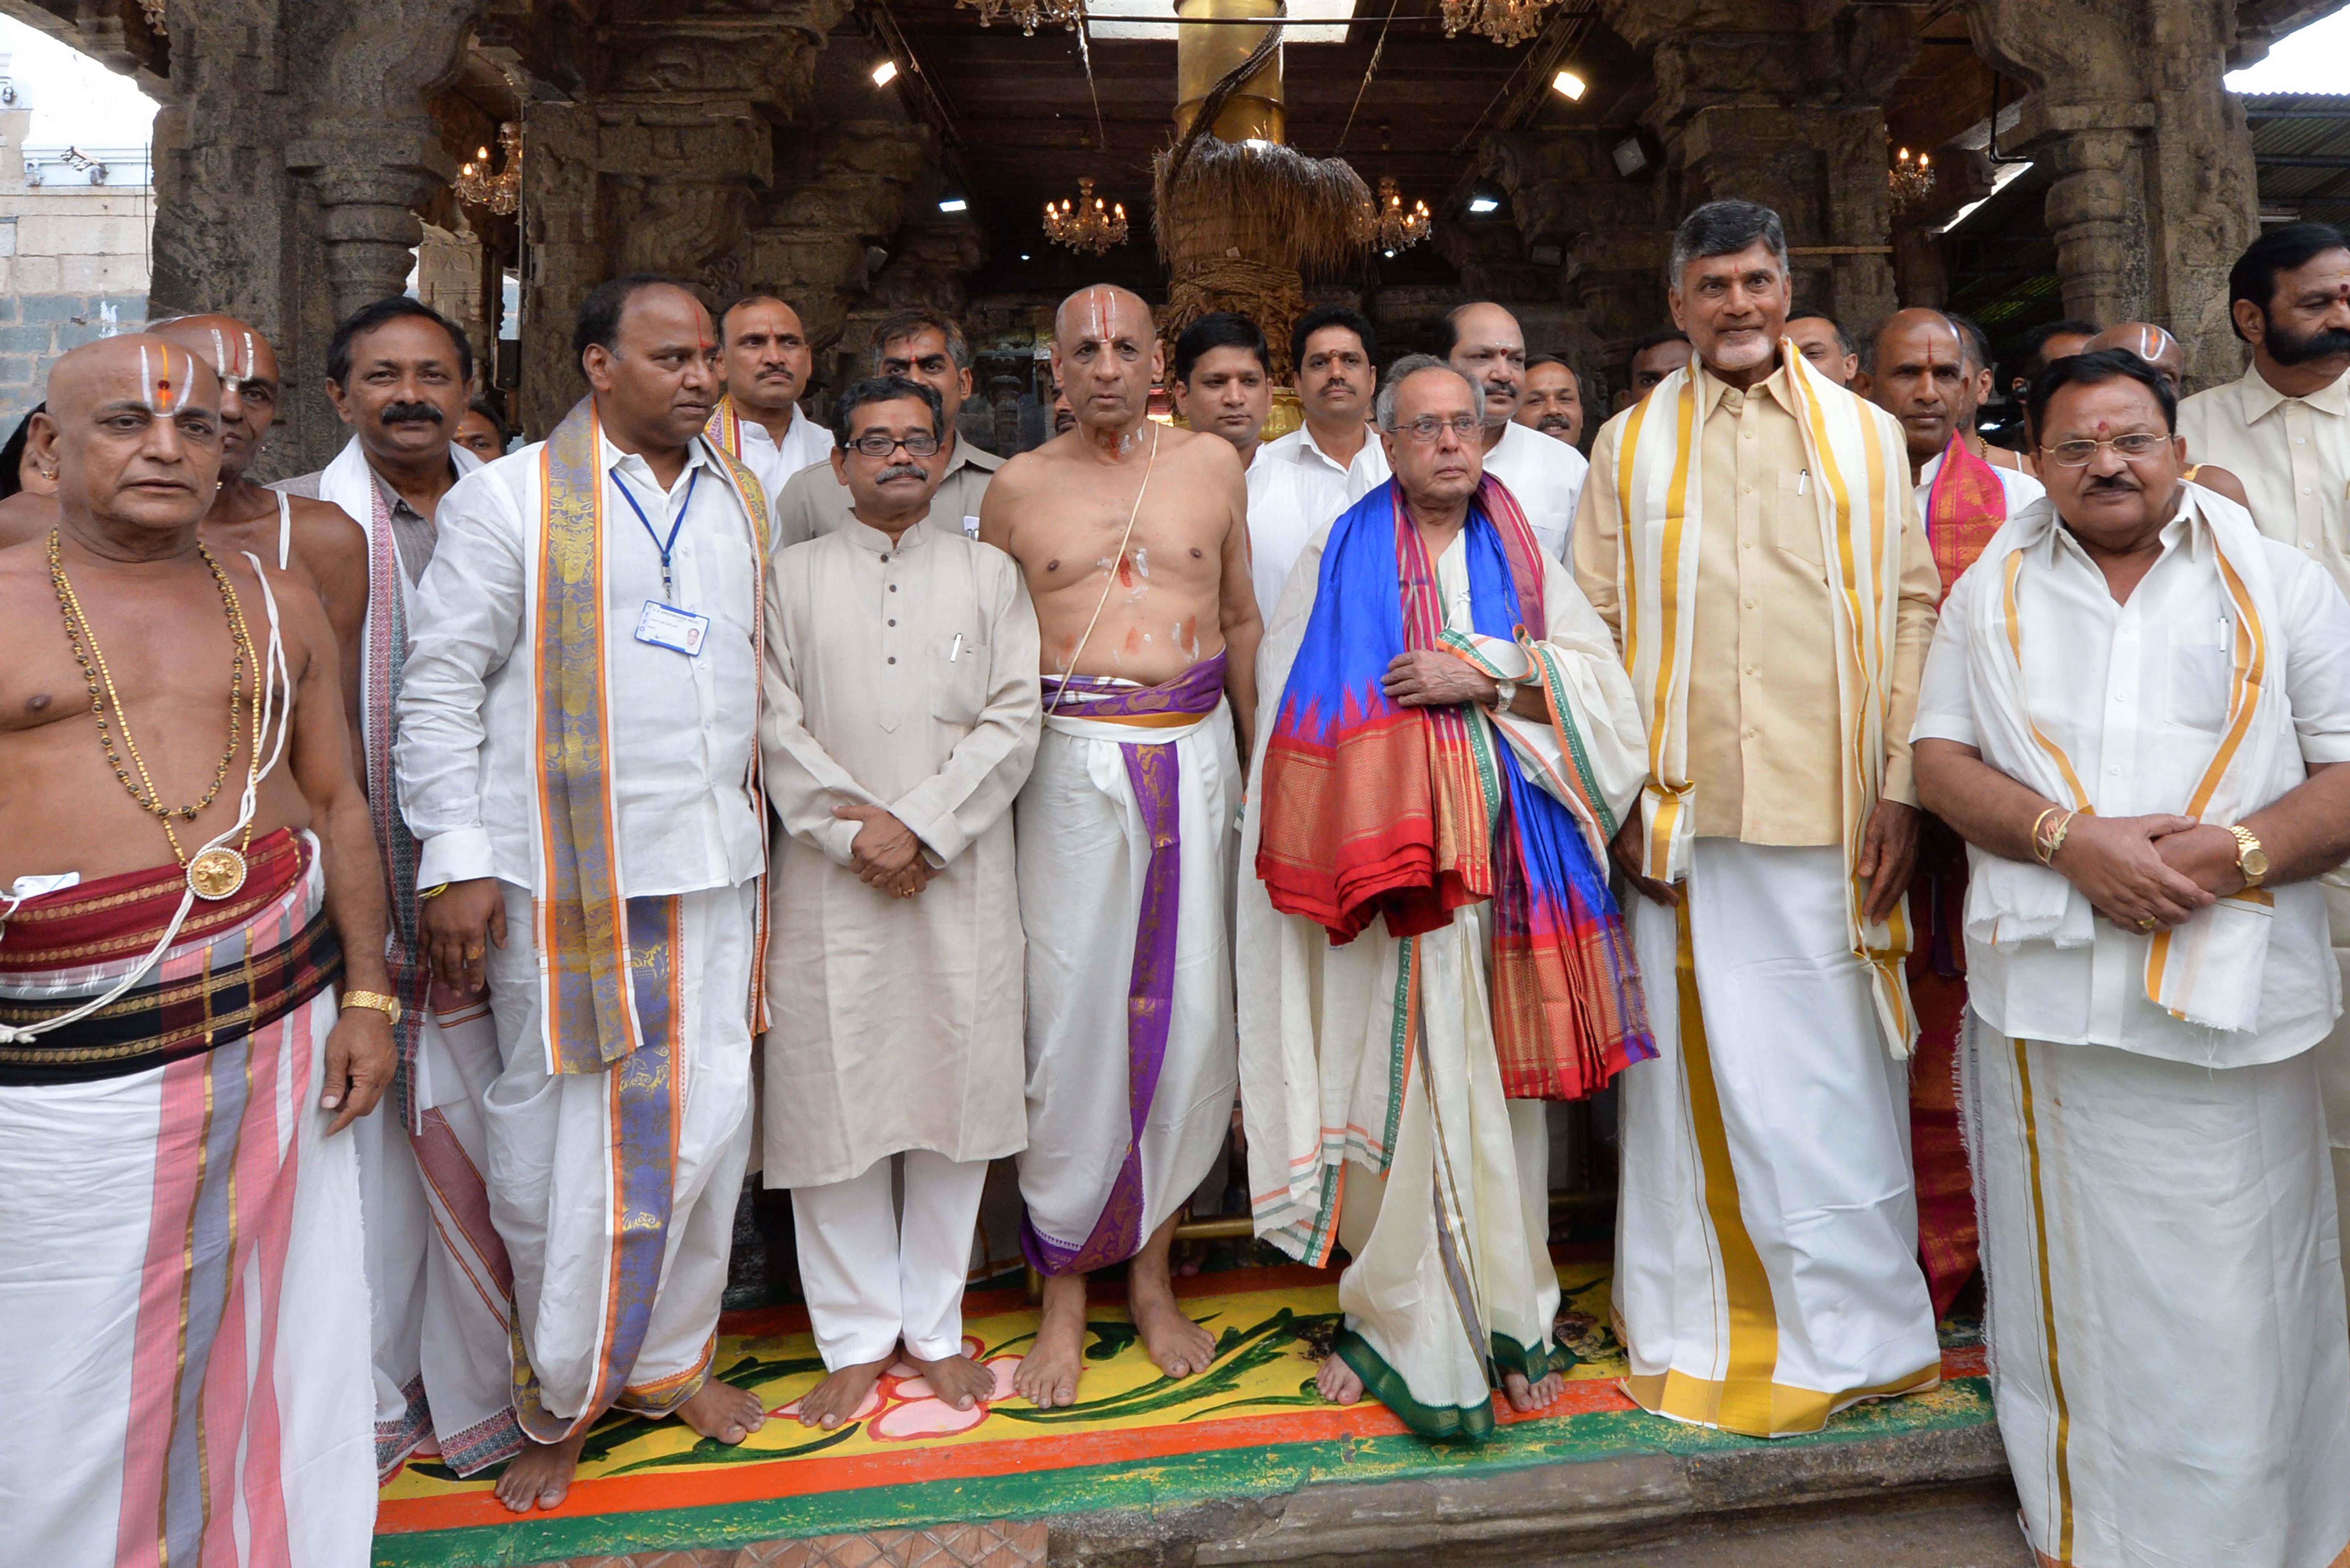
[
  {"xmin": 1057, "ymin": 285, "xmax": 1148, "ymax": 348},
  {"xmin": 204, "ymin": 326, "xmax": 258, "ymax": 385},
  {"xmin": 136, "ymin": 344, "xmax": 193, "ymax": 415}
]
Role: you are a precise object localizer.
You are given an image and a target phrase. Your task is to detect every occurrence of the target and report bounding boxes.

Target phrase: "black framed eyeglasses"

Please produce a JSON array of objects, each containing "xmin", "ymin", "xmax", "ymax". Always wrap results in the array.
[{"xmin": 845, "ymin": 431, "xmax": 943, "ymax": 458}]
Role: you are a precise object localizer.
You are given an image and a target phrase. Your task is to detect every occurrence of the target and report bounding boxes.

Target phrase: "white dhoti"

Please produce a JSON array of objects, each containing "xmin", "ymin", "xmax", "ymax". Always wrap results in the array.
[
  {"xmin": 1015, "ymin": 685, "xmax": 1239, "ymax": 1274},
  {"xmin": 1964, "ymin": 1018, "xmax": 2350, "ymax": 1568},
  {"xmin": 2321, "ymin": 871, "xmax": 2350, "ymax": 1340},
  {"xmin": 482, "ymin": 878, "xmax": 758, "ymax": 1433},
  {"xmin": 0, "ymin": 841, "xmax": 374, "ymax": 1565},
  {"xmin": 359, "ymin": 989, "xmax": 525, "ymax": 1476},
  {"xmin": 1614, "ymin": 838, "xmax": 1940, "ymax": 1436},
  {"xmin": 792, "ymin": 1152, "xmax": 991, "ymax": 1368}
]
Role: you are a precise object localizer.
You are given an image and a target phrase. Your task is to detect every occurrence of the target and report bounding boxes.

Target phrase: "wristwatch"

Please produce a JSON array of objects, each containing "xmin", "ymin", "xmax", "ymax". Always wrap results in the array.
[
  {"xmin": 2230, "ymin": 825, "xmax": 2270, "ymax": 888},
  {"xmin": 342, "ymin": 989, "xmax": 404, "ymax": 1026}
]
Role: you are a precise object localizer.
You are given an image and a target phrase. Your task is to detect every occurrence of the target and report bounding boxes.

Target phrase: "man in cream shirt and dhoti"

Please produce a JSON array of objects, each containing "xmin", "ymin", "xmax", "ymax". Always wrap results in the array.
[
  {"xmin": 1238, "ymin": 357, "xmax": 1653, "ymax": 1437},
  {"xmin": 980, "ymin": 283, "xmax": 1261, "ymax": 1408},
  {"xmin": 1573, "ymin": 200, "xmax": 1944, "ymax": 1437},
  {"xmin": 1915, "ymin": 348, "xmax": 2350, "ymax": 1568},
  {"xmin": 397, "ymin": 275, "xmax": 775, "ymax": 1511},
  {"xmin": 2179, "ymin": 221, "xmax": 2350, "ymax": 1331},
  {"xmin": 760, "ymin": 376, "xmax": 1041, "ymax": 1428}
]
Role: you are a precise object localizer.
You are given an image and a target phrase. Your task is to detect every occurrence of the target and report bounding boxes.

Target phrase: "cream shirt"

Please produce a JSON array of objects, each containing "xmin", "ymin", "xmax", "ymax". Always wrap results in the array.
[
  {"xmin": 1483, "ymin": 416, "xmax": 1589, "ymax": 562},
  {"xmin": 396, "ymin": 430, "xmax": 765, "ymax": 896},
  {"xmin": 768, "ymin": 435, "xmax": 1003, "ymax": 554},
  {"xmin": 759, "ymin": 521, "xmax": 1042, "ymax": 1187},
  {"xmin": 1575, "ymin": 356, "xmax": 1941, "ymax": 843},
  {"xmin": 2179, "ymin": 365, "xmax": 2350, "ymax": 595},
  {"xmin": 1913, "ymin": 499, "xmax": 2350, "ymax": 1066}
]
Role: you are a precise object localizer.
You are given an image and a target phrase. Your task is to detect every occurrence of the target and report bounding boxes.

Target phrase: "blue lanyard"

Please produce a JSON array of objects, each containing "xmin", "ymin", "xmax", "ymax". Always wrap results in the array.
[{"xmin": 613, "ymin": 467, "xmax": 699, "ymax": 602}]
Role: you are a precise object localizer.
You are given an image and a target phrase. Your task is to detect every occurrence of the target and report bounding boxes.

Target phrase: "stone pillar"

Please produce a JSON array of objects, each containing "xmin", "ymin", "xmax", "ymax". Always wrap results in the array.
[
  {"xmin": 1962, "ymin": 0, "xmax": 2256, "ymax": 384},
  {"xmin": 416, "ymin": 216, "xmax": 491, "ymax": 373}
]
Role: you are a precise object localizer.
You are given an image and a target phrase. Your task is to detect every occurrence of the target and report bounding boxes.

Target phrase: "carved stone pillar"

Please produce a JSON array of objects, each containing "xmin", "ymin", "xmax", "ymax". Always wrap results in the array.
[{"xmin": 1963, "ymin": 0, "xmax": 2255, "ymax": 384}]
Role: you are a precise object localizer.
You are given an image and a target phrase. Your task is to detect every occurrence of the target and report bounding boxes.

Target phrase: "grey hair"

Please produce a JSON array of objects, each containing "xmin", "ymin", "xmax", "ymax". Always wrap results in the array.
[
  {"xmin": 1375, "ymin": 354, "xmax": 1480, "ymax": 430},
  {"xmin": 869, "ymin": 307, "xmax": 972, "ymax": 373},
  {"xmin": 1667, "ymin": 200, "xmax": 1790, "ymax": 293}
]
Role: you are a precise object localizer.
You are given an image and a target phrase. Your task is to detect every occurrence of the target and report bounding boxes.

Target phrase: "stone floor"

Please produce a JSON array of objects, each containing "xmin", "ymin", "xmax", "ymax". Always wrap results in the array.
[{"xmin": 535, "ymin": 1521, "xmax": 1049, "ymax": 1568}]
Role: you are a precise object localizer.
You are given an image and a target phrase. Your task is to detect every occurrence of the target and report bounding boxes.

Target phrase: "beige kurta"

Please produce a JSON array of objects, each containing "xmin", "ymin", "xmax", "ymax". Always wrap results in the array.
[{"xmin": 758, "ymin": 519, "xmax": 1043, "ymax": 1188}]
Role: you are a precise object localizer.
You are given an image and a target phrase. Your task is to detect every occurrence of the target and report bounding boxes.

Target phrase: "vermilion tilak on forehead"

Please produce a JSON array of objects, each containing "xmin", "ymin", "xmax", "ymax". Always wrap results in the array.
[{"xmin": 136, "ymin": 344, "xmax": 193, "ymax": 415}]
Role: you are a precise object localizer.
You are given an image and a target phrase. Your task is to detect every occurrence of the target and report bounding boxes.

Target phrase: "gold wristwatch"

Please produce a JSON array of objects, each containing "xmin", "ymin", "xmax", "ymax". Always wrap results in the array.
[
  {"xmin": 2230, "ymin": 825, "xmax": 2270, "ymax": 888},
  {"xmin": 342, "ymin": 989, "xmax": 404, "ymax": 1026}
]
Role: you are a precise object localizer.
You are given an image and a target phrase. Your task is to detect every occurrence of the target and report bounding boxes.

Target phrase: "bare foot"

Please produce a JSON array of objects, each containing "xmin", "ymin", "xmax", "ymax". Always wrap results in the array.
[
  {"xmin": 1502, "ymin": 1369, "xmax": 1564, "ymax": 1412},
  {"xmin": 793, "ymin": 1357, "xmax": 892, "ymax": 1429},
  {"xmin": 1012, "ymin": 1271, "xmax": 1088, "ymax": 1408},
  {"xmin": 908, "ymin": 1349, "xmax": 996, "ymax": 1410},
  {"xmin": 1316, "ymin": 1354, "xmax": 1364, "ymax": 1406},
  {"xmin": 492, "ymin": 1428, "xmax": 590, "ymax": 1513},
  {"xmin": 677, "ymin": 1378, "xmax": 767, "ymax": 1444},
  {"xmin": 1130, "ymin": 1214, "xmax": 1217, "ymax": 1379}
]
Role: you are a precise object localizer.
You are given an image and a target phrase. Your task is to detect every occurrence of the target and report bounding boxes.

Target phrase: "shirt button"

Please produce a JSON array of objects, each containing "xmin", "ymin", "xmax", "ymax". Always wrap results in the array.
[
  {"xmin": 888, "ymin": 619, "xmax": 897, "ymax": 626},
  {"xmin": 1743, "ymin": 598, "xmax": 1756, "ymax": 609},
  {"xmin": 890, "ymin": 584, "xmax": 898, "ymax": 592},
  {"xmin": 888, "ymin": 656, "xmax": 897, "ymax": 665}
]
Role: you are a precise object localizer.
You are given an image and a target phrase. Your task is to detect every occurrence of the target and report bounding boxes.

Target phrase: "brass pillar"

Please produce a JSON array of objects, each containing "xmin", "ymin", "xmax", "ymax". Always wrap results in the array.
[{"xmin": 1173, "ymin": 0, "xmax": 1284, "ymax": 144}]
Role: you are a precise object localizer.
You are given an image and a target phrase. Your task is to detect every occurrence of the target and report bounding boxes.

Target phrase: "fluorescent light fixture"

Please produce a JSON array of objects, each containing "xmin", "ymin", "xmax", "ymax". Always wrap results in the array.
[
  {"xmin": 1551, "ymin": 69, "xmax": 1586, "ymax": 101},
  {"xmin": 1088, "ymin": 0, "xmax": 1357, "ymax": 42},
  {"xmin": 1020, "ymin": 253, "xmax": 1031, "ymax": 260},
  {"xmin": 1467, "ymin": 195, "xmax": 1499, "ymax": 215},
  {"xmin": 1611, "ymin": 134, "xmax": 1649, "ymax": 179},
  {"xmin": 871, "ymin": 58, "xmax": 899, "ymax": 87},
  {"xmin": 938, "ymin": 196, "xmax": 968, "ymax": 213}
]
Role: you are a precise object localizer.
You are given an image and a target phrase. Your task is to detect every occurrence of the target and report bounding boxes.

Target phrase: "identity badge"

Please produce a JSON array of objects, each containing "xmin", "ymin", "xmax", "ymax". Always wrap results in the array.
[
  {"xmin": 963, "ymin": 514, "xmax": 982, "ymax": 539},
  {"xmin": 635, "ymin": 600, "xmax": 710, "ymax": 657}
]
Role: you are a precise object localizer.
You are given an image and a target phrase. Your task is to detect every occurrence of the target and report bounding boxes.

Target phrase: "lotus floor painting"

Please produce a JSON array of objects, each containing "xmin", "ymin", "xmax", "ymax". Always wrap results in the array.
[{"xmin": 372, "ymin": 1253, "xmax": 1995, "ymax": 1568}]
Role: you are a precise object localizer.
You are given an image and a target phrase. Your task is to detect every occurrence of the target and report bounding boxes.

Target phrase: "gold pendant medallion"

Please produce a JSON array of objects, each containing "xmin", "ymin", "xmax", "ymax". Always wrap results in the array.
[{"xmin": 186, "ymin": 845, "xmax": 249, "ymax": 901}]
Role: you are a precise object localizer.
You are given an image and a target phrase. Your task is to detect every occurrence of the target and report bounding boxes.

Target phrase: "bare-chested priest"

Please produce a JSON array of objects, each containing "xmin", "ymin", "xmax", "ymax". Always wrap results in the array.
[
  {"xmin": 979, "ymin": 284, "xmax": 1261, "ymax": 1407},
  {"xmin": 0, "ymin": 335, "xmax": 395, "ymax": 1563}
]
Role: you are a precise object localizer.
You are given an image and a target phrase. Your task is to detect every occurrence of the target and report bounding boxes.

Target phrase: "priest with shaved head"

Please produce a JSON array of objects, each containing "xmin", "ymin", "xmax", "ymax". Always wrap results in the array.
[
  {"xmin": 979, "ymin": 283, "xmax": 1261, "ymax": 1409},
  {"xmin": 0, "ymin": 334, "xmax": 396, "ymax": 1564}
]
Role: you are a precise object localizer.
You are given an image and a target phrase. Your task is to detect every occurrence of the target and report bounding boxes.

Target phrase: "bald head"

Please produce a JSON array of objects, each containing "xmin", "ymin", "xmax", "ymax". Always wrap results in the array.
[
  {"xmin": 2087, "ymin": 322, "xmax": 2186, "ymax": 394},
  {"xmin": 1863, "ymin": 309, "xmax": 1974, "ymax": 470},
  {"xmin": 1441, "ymin": 302, "xmax": 1528, "ymax": 426},
  {"xmin": 33, "ymin": 334, "xmax": 224, "ymax": 540},
  {"xmin": 150, "ymin": 313, "xmax": 281, "ymax": 481},
  {"xmin": 1052, "ymin": 285, "xmax": 1161, "ymax": 437}
]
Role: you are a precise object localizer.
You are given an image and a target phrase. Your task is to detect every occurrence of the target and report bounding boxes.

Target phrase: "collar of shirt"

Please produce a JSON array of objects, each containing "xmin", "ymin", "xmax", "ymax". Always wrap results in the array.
[
  {"xmin": 364, "ymin": 459, "xmax": 434, "ymax": 527},
  {"xmin": 600, "ymin": 428, "xmax": 719, "ymax": 501},
  {"xmin": 842, "ymin": 514, "xmax": 934, "ymax": 556},
  {"xmin": 943, "ymin": 433, "xmax": 1005, "ymax": 477},
  {"xmin": 734, "ymin": 403, "xmax": 815, "ymax": 453},
  {"xmin": 1691, "ymin": 348, "xmax": 1803, "ymax": 421},
  {"xmin": 2032, "ymin": 487, "xmax": 2214, "ymax": 579},
  {"xmin": 2236, "ymin": 363, "xmax": 2350, "ymax": 424}
]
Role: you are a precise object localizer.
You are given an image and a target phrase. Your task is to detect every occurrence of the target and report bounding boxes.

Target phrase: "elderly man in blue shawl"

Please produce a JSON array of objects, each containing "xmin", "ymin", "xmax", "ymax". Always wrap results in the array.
[{"xmin": 1236, "ymin": 356, "xmax": 1653, "ymax": 1437}]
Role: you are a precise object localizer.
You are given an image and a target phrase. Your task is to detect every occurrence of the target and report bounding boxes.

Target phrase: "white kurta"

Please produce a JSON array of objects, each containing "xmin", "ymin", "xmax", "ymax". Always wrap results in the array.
[
  {"xmin": 1483, "ymin": 418, "xmax": 1589, "ymax": 562},
  {"xmin": 1236, "ymin": 518, "xmax": 1649, "ymax": 1436},
  {"xmin": 1246, "ymin": 425, "xmax": 1388, "ymax": 621},
  {"xmin": 758, "ymin": 521, "xmax": 1042, "ymax": 1187}
]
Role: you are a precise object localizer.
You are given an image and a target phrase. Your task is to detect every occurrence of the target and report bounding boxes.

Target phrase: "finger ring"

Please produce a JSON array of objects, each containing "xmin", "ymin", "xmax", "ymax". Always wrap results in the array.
[
  {"xmin": 2136, "ymin": 917, "xmax": 2157, "ymax": 932},
  {"xmin": 465, "ymin": 946, "xmax": 485, "ymax": 959}
]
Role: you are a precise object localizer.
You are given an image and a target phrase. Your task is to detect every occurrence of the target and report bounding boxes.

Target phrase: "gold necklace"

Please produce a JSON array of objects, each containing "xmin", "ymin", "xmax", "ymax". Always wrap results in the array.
[{"xmin": 49, "ymin": 529, "xmax": 261, "ymax": 900}]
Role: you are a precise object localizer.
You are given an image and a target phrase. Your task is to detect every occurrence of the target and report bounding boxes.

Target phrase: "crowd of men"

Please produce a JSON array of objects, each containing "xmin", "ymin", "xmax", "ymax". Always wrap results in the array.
[{"xmin": 1, "ymin": 198, "xmax": 2347, "ymax": 1568}]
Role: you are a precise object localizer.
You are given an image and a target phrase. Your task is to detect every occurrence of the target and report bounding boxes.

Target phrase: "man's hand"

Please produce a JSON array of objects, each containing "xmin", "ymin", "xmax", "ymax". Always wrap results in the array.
[
  {"xmin": 1857, "ymin": 800, "xmax": 1920, "ymax": 926},
  {"xmin": 420, "ymin": 878, "xmax": 505, "ymax": 993},
  {"xmin": 1381, "ymin": 650, "xmax": 1497, "ymax": 709},
  {"xmin": 1609, "ymin": 814, "xmax": 1679, "ymax": 907},
  {"xmin": 835, "ymin": 804, "xmax": 926, "ymax": 884},
  {"xmin": 2050, "ymin": 813, "xmax": 2216, "ymax": 931},
  {"xmin": 2152, "ymin": 822, "xmax": 2248, "ymax": 900},
  {"xmin": 320, "ymin": 1006, "xmax": 394, "ymax": 1135},
  {"xmin": 877, "ymin": 860, "xmax": 936, "ymax": 900}
]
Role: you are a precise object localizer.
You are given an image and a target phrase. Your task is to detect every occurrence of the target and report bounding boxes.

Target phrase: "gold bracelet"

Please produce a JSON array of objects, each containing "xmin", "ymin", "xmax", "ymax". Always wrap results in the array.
[
  {"xmin": 2030, "ymin": 806, "xmax": 2060, "ymax": 864},
  {"xmin": 418, "ymin": 882, "xmax": 450, "ymax": 901}
]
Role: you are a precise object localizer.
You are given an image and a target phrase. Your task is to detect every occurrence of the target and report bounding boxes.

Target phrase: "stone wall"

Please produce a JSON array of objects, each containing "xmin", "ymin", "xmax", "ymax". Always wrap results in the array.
[{"xmin": 0, "ymin": 97, "xmax": 152, "ymax": 433}]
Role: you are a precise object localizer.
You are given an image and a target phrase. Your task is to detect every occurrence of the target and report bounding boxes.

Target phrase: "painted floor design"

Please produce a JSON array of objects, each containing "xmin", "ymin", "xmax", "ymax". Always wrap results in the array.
[{"xmin": 374, "ymin": 1257, "xmax": 1992, "ymax": 1568}]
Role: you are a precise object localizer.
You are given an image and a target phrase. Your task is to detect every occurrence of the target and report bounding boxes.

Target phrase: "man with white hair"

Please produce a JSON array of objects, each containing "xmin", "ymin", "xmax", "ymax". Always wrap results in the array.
[
  {"xmin": 1573, "ymin": 200, "xmax": 1944, "ymax": 1436},
  {"xmin": 1240, "ymin": 355, "xmax": 1650, "ymax": 1437}
]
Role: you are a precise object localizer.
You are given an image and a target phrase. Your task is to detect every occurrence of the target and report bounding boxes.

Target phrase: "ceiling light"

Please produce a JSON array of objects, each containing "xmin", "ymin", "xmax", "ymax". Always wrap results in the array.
[
  {"xmin": 1467, "ymin": 195, "xmax": 1499, "ymax": 215},
  {"xmin": 1020, "ymin": 252, "xmax": 1031, "ymax": 260},
  {"xmin": 871, "ymin": 58, "xmax": 899, "ymax": 87},
  {"xmin": 938, "ymin": 196, "xmax": 968, "ymax": 213},
  {"xmin": 1551, "ymin": 69, "xmax": 1586, "ymax": 101},
  {"xmin": 1611, "ymin": 134, "xmax": 1650, "ymax": 179}
]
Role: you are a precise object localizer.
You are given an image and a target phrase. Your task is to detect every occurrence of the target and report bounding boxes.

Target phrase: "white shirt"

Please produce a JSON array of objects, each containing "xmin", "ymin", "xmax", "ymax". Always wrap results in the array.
[
  {"xmin": 1914, "ymin": 450, "xmax": 2045, "ymax": 519},
  {"xmin": 2179, "ymin": 365, "xmax": 2350, "ymax": 596},
  {"xmin": 1247, "ymin": 424, "xmax": 1390, "ymax": 622},
  {"xmin": 1482, "ymin": 417, "xmax": 1589, "ymax": 562},
  {"xmin": 731, "ymin": 403, "xmax": 833, "ymax": 512},
  {"xmin": 396, "ymin": 428, "xmax": 767, "ymax": 897},
  {"xmin": 1912, "ymin": 499, "xmax": 2350, "ymax": 1066}
]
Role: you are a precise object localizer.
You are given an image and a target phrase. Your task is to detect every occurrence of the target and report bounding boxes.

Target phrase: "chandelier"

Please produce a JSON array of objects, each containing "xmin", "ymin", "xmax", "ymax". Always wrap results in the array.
[
  {"xmin": 1888, "ymin": 146, "xmax": 1936, "ymax": 215},
  {"xmin": 1439, "ymin": 0, "xmax": 1553, "ymax": 47},
  {"xmin": 1044, "ymin": 178, "xmax": 1129, "ymax": 255},
  {"xmin": 456, "ymin": 123, "xmax": 523, "ymax": 216},
  {"xmin": 957, "ymin": 0, "xmax": 1083, "ymax": 34},
  {"xmin": 1357, "ymin": 177, "xmax": 1432, "ymax": 256}
]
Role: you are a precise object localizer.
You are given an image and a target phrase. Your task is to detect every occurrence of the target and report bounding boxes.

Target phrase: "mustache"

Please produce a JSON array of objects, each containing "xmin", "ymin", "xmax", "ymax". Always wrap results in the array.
[
  {"xmin": 380, "ymin": 402, "xmax": 444, "ymax": 426},
  {"xmin": 2270, "ymin": 324, "xmax": 2350, "ymax": 366},
  {"xmin": 1536, "ymin": 414, "xmax": 1573, "ymax": 430},
  {"xmin": 878, "ymin": 464, "xmax": 928, "ymax": 484},
  {"xmin": 2084, "ymin": 474, "xmax": 2140, "ymax": 494}
]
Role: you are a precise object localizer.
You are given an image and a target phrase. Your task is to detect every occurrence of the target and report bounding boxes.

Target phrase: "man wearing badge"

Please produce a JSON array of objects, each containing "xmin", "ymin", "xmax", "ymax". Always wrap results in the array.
[{"xmin": 396, "ymin": 274, "xmax": 775, "ymax": 1512}]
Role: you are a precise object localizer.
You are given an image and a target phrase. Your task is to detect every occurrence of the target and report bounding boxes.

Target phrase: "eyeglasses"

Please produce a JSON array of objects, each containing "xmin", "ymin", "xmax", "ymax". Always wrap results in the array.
[
  {"xmin": 844, "ymin": 431, "xmax": 942, "ymax": 458},
  {"xmin": 1389, "ymin": 414, "xmax": 1482, "ymax": 444},
  {"xmin": 2041, "ymin": 432, "xmax": 2169, "ymax": 467}
]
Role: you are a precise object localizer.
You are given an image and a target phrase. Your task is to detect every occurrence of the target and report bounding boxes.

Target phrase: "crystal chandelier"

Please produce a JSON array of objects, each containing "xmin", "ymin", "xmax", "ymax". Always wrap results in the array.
[
  {"xmin": 1044, "ymin": 178, "xmax": 1129, "ymax": 255},
  {"xmin": 1440, "ymin": 0, "xmax": 1553, "ymax": 47},
  {"xmin": 957, "ymin": 0, "xmax": 1083, "ymax": 35},
  {"xmin": 456, "ymin": 123, "xmax": 523, "ymax": 216},
  {"xmin": 1888, "ymin": 146, "xmax": 1936, "ymax": 215},
  {"xmin": 1358, "ymin": 177, "xmax": 1432, "ymax": 257}
]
